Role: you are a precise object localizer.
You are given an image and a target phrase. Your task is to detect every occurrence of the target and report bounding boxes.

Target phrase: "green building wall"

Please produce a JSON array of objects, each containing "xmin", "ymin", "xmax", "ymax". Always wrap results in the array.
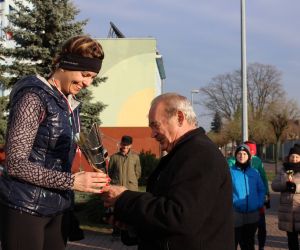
[{"xmin": 93, "ymin": 38, "xmax": 161, "ymax": 127}]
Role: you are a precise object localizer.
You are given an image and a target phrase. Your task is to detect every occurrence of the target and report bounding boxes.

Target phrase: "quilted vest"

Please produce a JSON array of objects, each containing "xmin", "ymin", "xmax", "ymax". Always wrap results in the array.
[{"xmin": 0, "ymin": 75, "xmax": 79, "ymax": 216}]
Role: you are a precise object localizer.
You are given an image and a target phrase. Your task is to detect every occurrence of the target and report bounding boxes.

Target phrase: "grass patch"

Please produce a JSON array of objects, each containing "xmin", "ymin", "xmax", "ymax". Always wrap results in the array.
[
  {"xmin": 80, "ymin": 225, "xmax": 112, "ymax": 234},
  {"xmin": 74, "ymin": 192, "xmax": 112, "ymax": 233},
  {"xmin": 74, "ymin": 187, "xmax": 146, "ymax": 232},
  {"xmin": 74, "ymin": 186, "xmax": 146, "ymax": 234}
]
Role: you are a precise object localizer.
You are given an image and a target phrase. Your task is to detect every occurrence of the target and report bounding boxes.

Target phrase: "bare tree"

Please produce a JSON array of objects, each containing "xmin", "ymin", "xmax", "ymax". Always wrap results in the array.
[
  {"xmin": 201, "ymin": 72, "xmax": 241, "ymax": 120},
  {"xmin": 270, "ymin": 113, "xmax": 288, "ymax": 174},
  {"xmin": 201, "ymin": 63, "xmax": 285, "ymax": 122},
  {"xmin": 268, "ymin": 99, "xmax": 300, "ymax": 173},
  {"xmin": 284, "ymin": 120, "xmax": 300, "ymax": 141},
  {"xmin": 247, "ymin": 63, "xmax": 284, "ymax": 119},
  {"xmin": 222, "ymin": 112, "xmax": 242, "ymax": 145},
  {"xmin": 207, "ymin": 131, "xmax": 227, "ymax": 148},
  {"xmin": 248, "ymin": 119, "xmax": 273, "ymax": 144}
]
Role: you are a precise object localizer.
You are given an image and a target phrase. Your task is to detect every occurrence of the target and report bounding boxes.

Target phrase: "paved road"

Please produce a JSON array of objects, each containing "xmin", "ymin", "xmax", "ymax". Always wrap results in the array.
[
  {"xmin": 262, "ymin": 192, "xmax": 288, "ymax": 250},
  {"xmin": 66, "ymin": 162, "xmax": 290, "ymax": 250},
  {"xmin": 1, "ymin": 195, "xmax": 287, "ymax": 250},
  {"xmin": 0, "ymin": 162, "xmax": 291, "ymax": 249},
  {"xmin": 66, "ymin": 232, "xmax": 137, "ymax": 250},
  {"xmin": 65, "ymin": 193, "xmax": 288, "ymax": 250}
]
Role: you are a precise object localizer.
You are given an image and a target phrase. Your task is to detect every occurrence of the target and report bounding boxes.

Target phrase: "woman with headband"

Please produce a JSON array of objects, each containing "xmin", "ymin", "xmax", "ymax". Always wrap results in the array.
[{"xmin": 0, "ymin": 35, "xmax": 110, "ymax": 250}]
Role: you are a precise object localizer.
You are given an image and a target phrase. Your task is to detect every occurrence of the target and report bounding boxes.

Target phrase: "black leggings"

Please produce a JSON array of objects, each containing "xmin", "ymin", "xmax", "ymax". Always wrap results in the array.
[
  {"xmin": 287, "ymin": 231, "xmax": 300, "ymax": 250},
  {"xmin": 0, "ymin": 204, "xmax": 67, "ymax": 250}
]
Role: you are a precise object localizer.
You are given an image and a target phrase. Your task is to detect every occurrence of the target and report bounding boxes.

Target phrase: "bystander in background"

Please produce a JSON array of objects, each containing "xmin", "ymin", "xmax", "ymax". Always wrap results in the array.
[
  {"xmin": 227, "ymin": 140, "xmax": 270, "ymax": 250},
  {"xmin": 245, "ymin": 140, "xmax": 270, "ymax": 250},
  {"xmin": 108, "ymin": 135, "xmax": 141, "ymax": 238},
  {"xmin": 272, "ymin": 144, "xmax": 300, "ymax": 250},
  {"xmin": 109, "ymin": 135, "xmax": 141, "ymax": 191},
  {"xmin": 230, "ymin": 144, "xmax": 265, "ymax": 250}
]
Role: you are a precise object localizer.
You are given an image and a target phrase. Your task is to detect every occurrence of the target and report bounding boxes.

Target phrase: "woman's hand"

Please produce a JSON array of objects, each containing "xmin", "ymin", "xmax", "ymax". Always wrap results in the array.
[
  {"xmin": 72, "ymin": 171, "xmax": 110, "ymax": 193},
  {"xmin": 288, "ymin": 175, "xmax": 294, "ymax": 182}
]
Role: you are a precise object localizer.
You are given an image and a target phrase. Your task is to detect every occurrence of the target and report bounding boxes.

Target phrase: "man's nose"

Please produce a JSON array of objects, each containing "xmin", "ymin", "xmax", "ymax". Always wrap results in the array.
[{"xmin": 150, "ymin": 129, "xmax": 157, "ymax": 138}]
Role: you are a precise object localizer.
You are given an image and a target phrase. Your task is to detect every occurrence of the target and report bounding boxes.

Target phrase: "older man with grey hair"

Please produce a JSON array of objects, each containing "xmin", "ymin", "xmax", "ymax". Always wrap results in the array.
[{"xmin": 102, "ymin": 92, "xmax": 234, "ymax": 250}]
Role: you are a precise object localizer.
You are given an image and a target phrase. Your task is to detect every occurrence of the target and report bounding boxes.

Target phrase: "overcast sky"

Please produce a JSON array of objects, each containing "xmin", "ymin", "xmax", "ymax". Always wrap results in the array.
[{"xmin": 72, "ymin": 0, "xmax": 299, "ymax": 129}]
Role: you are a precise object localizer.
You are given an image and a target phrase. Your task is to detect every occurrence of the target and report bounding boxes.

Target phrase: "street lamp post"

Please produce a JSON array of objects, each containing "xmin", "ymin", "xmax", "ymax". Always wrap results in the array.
[
  {"xmin": 190, "ymin": 89, "xmax": 200, "ymax": 109},
  {"xmin": 156, "ymin": 54, "xmax": 166, "ymax": 94},
  {"xmin": 241, "ymin": 0, "xmax": 248, "ymax": 141}
]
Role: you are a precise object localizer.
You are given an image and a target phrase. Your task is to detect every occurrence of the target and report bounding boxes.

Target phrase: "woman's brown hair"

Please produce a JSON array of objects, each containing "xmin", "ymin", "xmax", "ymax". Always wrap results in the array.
[{"xmin": 52, "ymin": 35, "xmax": 104, "ymax": 71}]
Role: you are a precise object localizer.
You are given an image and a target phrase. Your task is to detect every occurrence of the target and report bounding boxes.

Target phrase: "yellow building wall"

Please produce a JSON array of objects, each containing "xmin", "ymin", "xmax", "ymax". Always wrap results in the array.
[{"xmin": 92, "ymin": 38, "xmax": 160, "ymax": 127}]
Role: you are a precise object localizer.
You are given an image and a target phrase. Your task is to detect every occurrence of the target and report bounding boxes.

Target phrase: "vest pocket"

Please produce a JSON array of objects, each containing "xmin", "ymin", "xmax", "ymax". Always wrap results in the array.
[{"xmin": 10, "ymin": 179, "xmax": 38, "ymax": 204}]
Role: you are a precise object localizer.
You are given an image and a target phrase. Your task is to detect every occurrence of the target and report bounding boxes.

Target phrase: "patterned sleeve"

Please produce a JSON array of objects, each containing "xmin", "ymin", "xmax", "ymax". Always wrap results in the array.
[{"xmin": 5, "ymin": 91, "xmax": 74, "ymax": 190}]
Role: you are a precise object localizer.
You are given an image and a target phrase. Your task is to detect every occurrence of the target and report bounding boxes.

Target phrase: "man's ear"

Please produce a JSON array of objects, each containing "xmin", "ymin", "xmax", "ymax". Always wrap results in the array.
[{"xmin": 177, "ymin": 110, "xmax": 184, "ymax": 126}]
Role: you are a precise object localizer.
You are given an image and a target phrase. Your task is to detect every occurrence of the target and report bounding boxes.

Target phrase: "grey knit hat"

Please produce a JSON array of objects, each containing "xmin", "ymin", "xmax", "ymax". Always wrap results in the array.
[{"xmin": 235, "ymin": 144, "xmax": 251, "ymax": 160}]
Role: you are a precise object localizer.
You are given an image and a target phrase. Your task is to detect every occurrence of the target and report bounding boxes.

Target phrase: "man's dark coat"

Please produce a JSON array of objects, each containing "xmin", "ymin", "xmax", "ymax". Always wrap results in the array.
[{"xmin": 114, "ymin": 128, "xmax": 234, "ymax": 250}]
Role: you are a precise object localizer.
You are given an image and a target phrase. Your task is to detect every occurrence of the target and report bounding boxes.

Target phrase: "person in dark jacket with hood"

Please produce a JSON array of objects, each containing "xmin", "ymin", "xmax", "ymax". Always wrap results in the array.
[
  {"xmin": 101, "ymin": 93, "xmax": 234, "ymax": 250},
  {"xmin": 272, "ymin": 144, "xmax": 300, "ymax": 250},
  {"xmin": 230, "ymin": 144, "xmax": 265, "ymax": 250},
  {"xmin": 0, "ymin": 35, "xmax": 110, "ymax": 250}
]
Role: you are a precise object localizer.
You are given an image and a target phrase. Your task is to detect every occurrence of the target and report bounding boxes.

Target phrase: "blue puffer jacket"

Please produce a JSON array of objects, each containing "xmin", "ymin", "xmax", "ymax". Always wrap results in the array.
[
  {"xmin": 230, "ymin": 165, "xmax": 265, "ymax": 213},
  {"xmin": 0, "ymin": 75, "xmax": 79, "ymax": 216}
]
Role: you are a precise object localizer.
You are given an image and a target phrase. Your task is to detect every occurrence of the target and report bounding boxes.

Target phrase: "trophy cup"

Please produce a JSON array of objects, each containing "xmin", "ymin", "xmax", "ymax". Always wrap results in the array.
[
  {"xmin": 74, "ymin": 123, "xmax": 108, "ymax": 173},
  {"xmin": 286, "ymin": 170, "xmax": 294, "ymax": 181},
  {"xmin": 75, "ymin": 124, "xmax": 114, "ymax": 219}
]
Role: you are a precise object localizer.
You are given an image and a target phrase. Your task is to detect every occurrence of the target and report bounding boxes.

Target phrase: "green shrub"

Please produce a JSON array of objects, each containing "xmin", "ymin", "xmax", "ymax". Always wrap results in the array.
[
  {"xmin": 74, "ymin": 150, "xmax": 160, "ymax": 230},
  {"xmin": 139, "ymin": 150, "xmax": 159, "ymax": 186},
  {"xmin": 74, "ymin": 192, "xmax": 107, "ymax": 225}
]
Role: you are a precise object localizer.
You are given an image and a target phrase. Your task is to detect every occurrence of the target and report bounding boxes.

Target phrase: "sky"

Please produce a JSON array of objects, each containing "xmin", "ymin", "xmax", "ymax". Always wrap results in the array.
[{"xmin": 72, "ymin": 0, "xmax": 300, "ymax": 129}]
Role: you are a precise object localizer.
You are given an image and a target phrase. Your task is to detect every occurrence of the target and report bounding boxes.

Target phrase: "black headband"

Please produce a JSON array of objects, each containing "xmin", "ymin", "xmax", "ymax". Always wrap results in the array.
[{"xmin": 58, "ymin": 53, "xmax": 102, "ymax": 73}]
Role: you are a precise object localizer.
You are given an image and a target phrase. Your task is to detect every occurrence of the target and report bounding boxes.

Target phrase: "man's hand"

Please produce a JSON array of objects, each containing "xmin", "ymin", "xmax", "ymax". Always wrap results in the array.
[{"xmin": 101, "ymin": 185, "xmax": 127, "ymax": 207}]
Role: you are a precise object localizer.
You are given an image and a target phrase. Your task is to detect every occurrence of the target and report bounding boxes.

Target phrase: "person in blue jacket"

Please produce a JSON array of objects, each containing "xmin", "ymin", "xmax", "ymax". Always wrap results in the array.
[{"xmin": 230, "ymin": 144, "xmax": 265, "ymax": 250}]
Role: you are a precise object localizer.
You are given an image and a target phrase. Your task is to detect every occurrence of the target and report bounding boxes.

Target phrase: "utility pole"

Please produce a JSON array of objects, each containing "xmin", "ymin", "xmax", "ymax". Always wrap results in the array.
[{"xmin": 241, "ymin": 0, "xmax": 248, "ymax": 141}]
